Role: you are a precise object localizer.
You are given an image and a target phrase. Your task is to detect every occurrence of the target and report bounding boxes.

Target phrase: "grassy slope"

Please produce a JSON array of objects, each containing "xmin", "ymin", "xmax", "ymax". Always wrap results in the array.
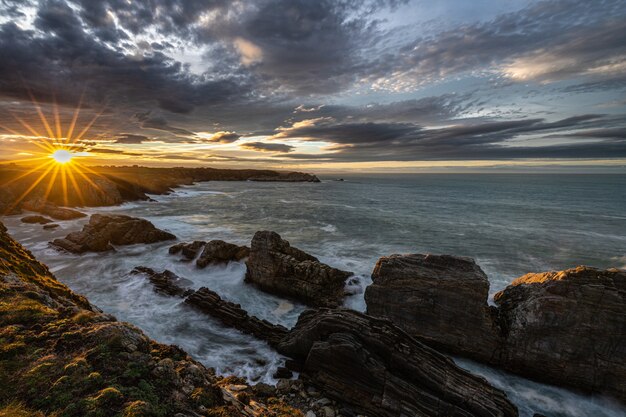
[{"xmin": 0, "ymin": 222, "xmax": 301, "ymax": 417}]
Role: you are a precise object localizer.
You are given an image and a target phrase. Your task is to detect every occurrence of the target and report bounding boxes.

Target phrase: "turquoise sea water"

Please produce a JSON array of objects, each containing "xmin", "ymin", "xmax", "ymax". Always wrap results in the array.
[{"xmin": 4, "ymin": 174, "xmax": 626, "ymax": 417}]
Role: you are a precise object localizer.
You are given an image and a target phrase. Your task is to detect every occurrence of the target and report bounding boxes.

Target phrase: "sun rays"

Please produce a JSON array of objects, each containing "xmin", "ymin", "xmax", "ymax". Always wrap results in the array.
[{"xmin": 0, "ymin": 91, "xmax": 109, "ymax": 213}]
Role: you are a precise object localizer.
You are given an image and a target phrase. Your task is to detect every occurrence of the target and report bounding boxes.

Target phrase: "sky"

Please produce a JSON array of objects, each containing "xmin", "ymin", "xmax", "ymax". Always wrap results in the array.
[{"xmin": 0, "ymin": 0, "xmax": 625, "ymax": 172}]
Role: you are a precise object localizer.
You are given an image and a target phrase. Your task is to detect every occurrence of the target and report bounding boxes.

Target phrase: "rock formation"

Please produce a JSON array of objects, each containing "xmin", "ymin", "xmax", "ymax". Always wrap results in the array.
[
  {"xmin": 245, "ymin": 231, "xmax": 352, "ymax": 307},
  {"xmin": 22, "ymin": 200, "xmax": 86, "ymax": 219},
  {"xmin": 493, "ymin": 266, "xmax": 626, "ymax": 401},
  {"xmin": 365, "ymin": 253, "xmax": 626, "ymax": 402},
  {"xmin": 277, "ymin": 308, "xmax": 518, "ymax": 417},
  {"xmin": 51, "ymin": 214, "xmax": 176, "ymax": 253},
  {"xmin": 20, "ymin": 215, "xmax": 53, "ymax": 224},
  {"xmin": 186, "ymin": 288, "xmax": 289, "ymax": 348},
  {"xmin": 131, "ymin": 266, "xmax": 194, "ymax": 297},
  {"xmin": 365, "ymin": 254, "xmax": 502, "ymax": 362},
  {"xmin": 169, "ymin": 240, "xmax": 207, "ymax": 260},
  {"xmin": 0, "ymin": 221, "xmax": 303, "ymax": 417},
  {"xmin": 196, "ymin": 240, "xmax": 250, "ymax": 268}
]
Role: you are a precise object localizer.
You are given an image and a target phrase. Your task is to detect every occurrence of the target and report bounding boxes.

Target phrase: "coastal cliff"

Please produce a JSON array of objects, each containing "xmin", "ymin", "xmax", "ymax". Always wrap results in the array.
[{"xmin": 0, "ymin": 165, "xmax": 320, "ymax": 215}]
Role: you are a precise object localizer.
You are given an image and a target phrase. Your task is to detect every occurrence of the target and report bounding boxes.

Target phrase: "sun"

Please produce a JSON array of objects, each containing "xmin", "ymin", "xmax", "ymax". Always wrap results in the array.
[{"xmin": 51, "ymin": 149, "xmax": 74, "ymax": 164}]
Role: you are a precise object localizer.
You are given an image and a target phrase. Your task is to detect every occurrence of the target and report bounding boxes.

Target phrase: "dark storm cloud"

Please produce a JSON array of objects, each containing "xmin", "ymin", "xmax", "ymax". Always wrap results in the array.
[
  {"xmin": 240, "ymin": 142, "xmax": 294, "ymax": 153},
  {"xmin": 134, "ymin": 113, "xmax": 195, "ymax": 136},
  {"xmin": 277, "ymin": 114, "xmax": 626, "ymax": 161}
]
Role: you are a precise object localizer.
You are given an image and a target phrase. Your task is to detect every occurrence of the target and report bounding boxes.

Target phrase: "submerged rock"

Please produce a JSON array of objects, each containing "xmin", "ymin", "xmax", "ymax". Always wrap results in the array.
[
  {"xmin": 169, "ymin": 240, "xmax": 207, "ymax": 260},
  {"xmin": 196, "ymin": 240, "xmax": 249, "ymax": 268},
  {"xmin": 20, "ymin": 215, "xmax": 53, "ymax": 224},
  {"xmin": 365, "ymin": 253, "xmax": 626, "ymax": 402},
  {"xmin": 131, "ymin": 266, "xmax": 194, "ymax": 297},
  {"xmin": 365, "ymin": 254, "xmax": 502, "ymax": 362},
  {"xmin": 245, "ymin": 231, "xmax": 352, "ymax": 307},
  {"xmin": 43, "ymin": 223, "xmax": 59, "ymax": 230},
  {"xmin": 51, "ymin": 214, "xmax": 176, "ymax": 253},
  {"xmin": 185, "ymin": 287, "xmax": 289, "ymax": 347},
  {"xmin": 277, "ymin": 309, "xmax": 518, "ymax": 417}
]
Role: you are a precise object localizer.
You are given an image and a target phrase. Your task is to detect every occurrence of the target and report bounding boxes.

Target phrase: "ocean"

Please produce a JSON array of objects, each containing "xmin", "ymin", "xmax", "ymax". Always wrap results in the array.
[{"xmin": 3, "ymin": 173, "xmax": 626, "ymax": 417}]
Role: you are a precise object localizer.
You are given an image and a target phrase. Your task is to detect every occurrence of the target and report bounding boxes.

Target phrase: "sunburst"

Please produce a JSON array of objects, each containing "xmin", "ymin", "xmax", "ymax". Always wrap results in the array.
[{"xmin": 0, "ymin": 90, "xmax": 109, "ymax": 213}]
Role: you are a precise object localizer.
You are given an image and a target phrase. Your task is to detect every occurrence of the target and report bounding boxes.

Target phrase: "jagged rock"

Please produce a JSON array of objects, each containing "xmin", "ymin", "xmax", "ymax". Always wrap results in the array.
[
  {"xmin": 365, "ymin": 254, "xmax": 626, "ymax": 402},
  {"xmin": 365, "ymin": 254, "xmax": 502, "ymax": 363},
  {"xmin": 20, "ymin": 215, "xmax": 53, "ymax": 224},
  {"xmin": 22, "ymin": 200, "xmax": 86, "ymax": 219},
  {"xmin": 277, "ymin": 309, "xmax": 518, "ymax": 417},
  {"xmin": 493, "ymin": 266, "xmax": 626, "ymax": 401},
  {"xmin": 51, "ymin": 214, "xmax": 176, "ymax": 253},
  {"xmin": 196, "ymin": 240, "xmax": 249, "ymax": 268},
  {"xmin": 169, "ymin": 240, "xmax": 207, "ymax": 260},
  {"xmin": 245, "ymin": 231, "xmax": 352, "ymax": 307},
  {"xmin": 131, "ymin": 266, "xmax": 194, "ymax": 297},
  {"xmin": 185, "ymin": 287, "xmax": 288, "ymax": 347}
]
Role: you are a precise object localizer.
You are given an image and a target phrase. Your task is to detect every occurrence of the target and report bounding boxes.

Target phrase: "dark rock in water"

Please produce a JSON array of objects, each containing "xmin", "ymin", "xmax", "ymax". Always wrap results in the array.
[
  {"xmin": 277, "ymin": 308, "xmax": 518, "ymax": 417},
  {"xmin": 169, "ymin": 240, "xmax": 206, "ymax": 260},
  {"xmin": 51, "ymin": 214, "xmax": 176, "ymax": 253},
  {"xmin": 21, "ymin": 215, "xmax": 53, "ymax": 224},
  {"xmin": 196, "ymin": 240, "xmax": 249, "ymax": 268},
  {"xmin": 185, "ymin": 287, "xmax": 289, "ymax": 347},
  {"xmin": 131, "ymin": 266, "xmax": 194, "ymax": 297},
  {"xmin": 365, "ymin": 254, "xmax": 626, "ymax": 402},
  {"xmin": 43, "ymin": 223, "xmax": 59, "ymax": 230},
  {"xmin": 22, "ymin": 200, "xmax": 86, "ymax": 220},
  {"xmin": 365, "ymin": 254, "xmax": 502, "ymax": 363},
  {"xmin": 272, "ymin": 366, "xmax": 293, "ymax": 379},
  {"xmin": 245, "ymin": 231, "xmax": 352, "ymax": 307},
  {"xmin": 493, "ymin": 266, "xmax": 626, "ymax": 401}
]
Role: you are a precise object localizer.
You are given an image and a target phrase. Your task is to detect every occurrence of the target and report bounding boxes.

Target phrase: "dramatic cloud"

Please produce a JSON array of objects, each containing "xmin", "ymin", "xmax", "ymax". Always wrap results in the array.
[
  {"xmin": 0, "ymin": 0, "xmax": 624, "ymax": 169},
  {"xmin": 240, "ymin": 141, "xmax": 294, "ymax": 153}
]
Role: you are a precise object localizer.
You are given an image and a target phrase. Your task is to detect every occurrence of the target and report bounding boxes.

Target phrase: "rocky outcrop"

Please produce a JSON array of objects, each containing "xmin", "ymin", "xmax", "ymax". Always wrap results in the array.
[
  {"xmin": 22, "ymin": 200, "xmax": 86, "ymax": 219},
  {"xmin": 245, "ymin": 231, "xmax": 352, "ymax": 307},
  {"xmin": 365, "ymin": 253, "xmax": 626, "ymax": 402},
  {"xmin": 196, "ymin": 240, "xmax": 250, "ymax": 268},
  {"xmin": 131, "ymin": 266, "xmax": 194, "ymax": 297},
  {"xmin": 51, "ymin": 214, "xmax": 176, "ymax": 253},
  {"xmin": 20, "ymin": 215, "xmax": 53, "ymax": 224},
  {"xmin": 169, "ymin": 240, "xmax": 206, "ymax": 260},
  {"xmin": 365, "ymin": 254, "xmax": 502, "ymax": 362},
  {"xmin": 277, "ymin": 309, "xmax": 518, "ymax": 417},
  {"xmin": 186, "ymin": 288, "xmax": 289, "ymax": 347},
  {"xmin": 0, "ymin": 221, "xmax": 305, "ymax": 417},
  {"xmin": 493, "ymin": 266, "xmax": 626, "ymax": 401}
]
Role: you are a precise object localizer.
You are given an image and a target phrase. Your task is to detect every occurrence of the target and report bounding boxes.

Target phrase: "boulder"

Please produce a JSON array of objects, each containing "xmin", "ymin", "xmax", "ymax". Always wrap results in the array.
[
  {"xmin": 277, "ymin": 309, "xmax": 518, "ymax": 417},
  {"xmin": 245, "ymin": 231, "xmax": 352, "ymax": 307},
  {"xmin": 169, "ymin": 240, "xmax": 206, "ymax": 260},
  {"xmin": 365, "ymin": 254, "xmax": 502, "ymax": 363},
  {"xmin": 22, "ymin": 200, "xmax": 86, "ymax": 220},
  {"xmin": 185, "ymin": 287, "xmax": 288, "ymax": 347},
  {"xmin": 51, "ymin": 214, "xmax": 176, "ymax": 253},
  {"xmin": 493, "ymin": 266, "xmax": 626, "ymax": 401},
  {"xmin": 131, "ymin": 266, "xmax": 194, "ymax": 297},
  {"xmin": 196, "ymin": 240, "xmax": 249, "ymax": 268},
  {"xmin": 20, "ymin": 215, "xmax": 53, "ymax": 224},
  {"xmin": 365, "ymin": 253, "xmax": 626, "ymax": 402}
]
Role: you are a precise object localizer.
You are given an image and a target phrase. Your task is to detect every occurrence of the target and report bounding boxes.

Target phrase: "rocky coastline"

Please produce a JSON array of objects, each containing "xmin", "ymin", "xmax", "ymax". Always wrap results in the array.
[
  {"xmin": 1, "ymin": 206, "xmax": 625, "ymax": 416},
  {"xmin": 0, "ymin": 165, "xmax": 320, "ymax": 216}
]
